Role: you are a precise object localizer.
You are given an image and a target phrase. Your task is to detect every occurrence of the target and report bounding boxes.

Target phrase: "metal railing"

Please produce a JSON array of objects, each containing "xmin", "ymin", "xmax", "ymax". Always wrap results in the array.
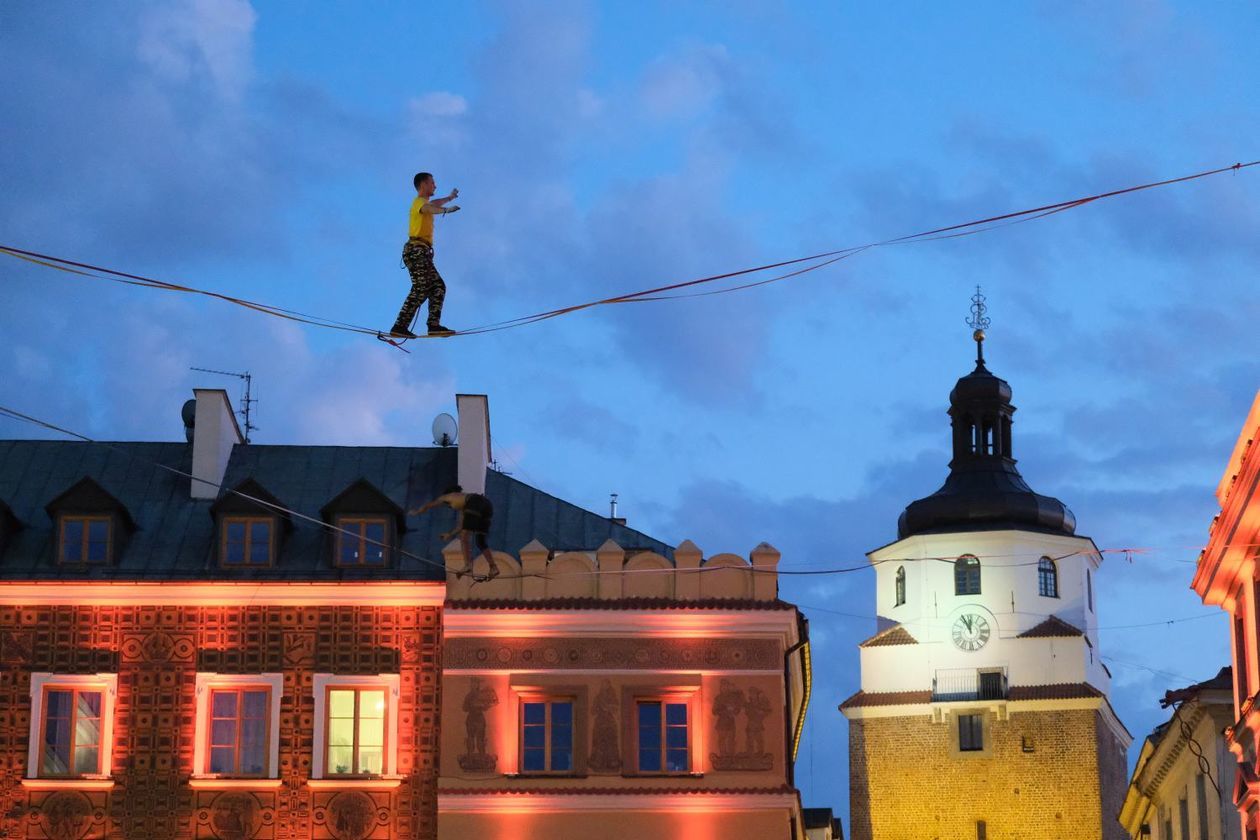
[{"xmin": 932, "ymin": 668, "xmax": 1008, "ymax": 702}]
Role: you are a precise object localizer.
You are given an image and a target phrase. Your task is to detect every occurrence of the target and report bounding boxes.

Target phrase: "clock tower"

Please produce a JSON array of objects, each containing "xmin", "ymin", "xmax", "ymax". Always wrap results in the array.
[{"xmin": 841, "ymin": 295, "xmax": 1131, "ymax": 840}]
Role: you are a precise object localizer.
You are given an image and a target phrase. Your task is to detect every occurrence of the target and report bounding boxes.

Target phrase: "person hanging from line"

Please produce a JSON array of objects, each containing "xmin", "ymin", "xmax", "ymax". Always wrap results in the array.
[
  {"xmin": 390, "ymin": 172, "xmax": 460, "ymax": 339},
  {"xmin": 410, "ymin": 485, "xmax": 500, "ymax": 580}
]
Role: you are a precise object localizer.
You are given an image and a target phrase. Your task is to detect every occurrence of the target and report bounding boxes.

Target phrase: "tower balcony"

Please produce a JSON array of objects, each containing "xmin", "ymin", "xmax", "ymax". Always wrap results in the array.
[{"xmin": 932, "ymin": 667, "xmax": 1008, "ymax": 702}]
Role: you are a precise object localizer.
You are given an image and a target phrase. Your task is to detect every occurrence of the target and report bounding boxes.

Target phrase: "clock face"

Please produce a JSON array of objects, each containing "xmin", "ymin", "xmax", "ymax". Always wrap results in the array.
[{"xmin": 951, "ymin": 613, "xmax": 991, "ymax": 652}]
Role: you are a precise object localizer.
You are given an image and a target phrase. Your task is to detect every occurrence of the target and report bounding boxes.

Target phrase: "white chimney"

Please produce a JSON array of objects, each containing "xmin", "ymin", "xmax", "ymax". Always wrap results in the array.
[
  {"xmin": 456, "ymin": 394, "xmax": 491, "ymax": 495},
  {"xmin": 189, "ymin": 389, "xmax": 244, "ymax": 500}
]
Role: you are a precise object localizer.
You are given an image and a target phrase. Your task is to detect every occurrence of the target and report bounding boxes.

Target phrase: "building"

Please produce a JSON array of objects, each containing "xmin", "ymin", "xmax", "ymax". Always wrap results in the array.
[
  {"xmin": 840, "ymin": 331, "xmax": 1131, "ymax": 840},
  {"xmin": 1120, "ymin": 667, "xmax": 1239, "ymax": 840},
  {"xmin": 0, "ymin": 390, "xmax": 670, "ymax": 839},
  {"xmin": 1191, "ymin": 389, "xmax": 1260, "ymax": 839},
  {"xmin": 436, "ymin": 535, "xmax": 812, "ymax": 838},
  {"xmin": 803, "ymin": 807, "xmax": 845, "ymax": 840}
]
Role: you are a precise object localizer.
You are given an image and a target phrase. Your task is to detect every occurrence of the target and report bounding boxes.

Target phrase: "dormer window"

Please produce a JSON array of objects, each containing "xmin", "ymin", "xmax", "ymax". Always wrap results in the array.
[
  {"xmin": 45, "ymin": 477, "xmax": 134, "ymax": 567},
  {"xmin": 221, "ymin": 517, "xmax": 274, "ymax": 566},
  {"xmin": 321, "ymin": 479, "xmax": 404, "ymax": 570},
  {"xmin": 210, "ymin": 479, "xmax": 290, "ymax": 570},
  {"xmin": 60, "ymin": 516, "xmax": 112, "ymax": 564},
  {"xmin": 336, "ymin": 517, "xmax": 389, "ymax": 566}
]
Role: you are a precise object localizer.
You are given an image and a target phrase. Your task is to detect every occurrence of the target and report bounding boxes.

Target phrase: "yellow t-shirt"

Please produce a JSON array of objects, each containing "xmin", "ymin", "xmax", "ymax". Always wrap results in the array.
[{"xmin": 408, "ymin": 196, "xmax": 434, "ymax": 243}]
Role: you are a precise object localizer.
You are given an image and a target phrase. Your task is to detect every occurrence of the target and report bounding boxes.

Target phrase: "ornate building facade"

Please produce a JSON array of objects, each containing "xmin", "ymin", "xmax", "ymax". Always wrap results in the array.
[
  {"xmin": 841, "ymin": 332, "xmax": 1130, "ymax": 840},
  {"xmin": 1192, "ymin": 389, "xmax": 1260, "ymax": 839},
  {"xmin": 436, "ymin": 539, "xmax": 812, "ymax": 839},
  {"xmin": 0, "ymin": 390, "xmax": 672, "ymax": 839}
]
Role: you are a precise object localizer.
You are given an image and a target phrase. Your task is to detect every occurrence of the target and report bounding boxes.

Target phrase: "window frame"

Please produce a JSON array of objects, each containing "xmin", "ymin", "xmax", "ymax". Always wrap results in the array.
[
  {"xmin": 633, "ymin": 694, "xmax": 694, "ymax": 776},
  {"xmin": 335, "ymin": 515, "xmax": 391, "ymax": 567},
  {"xmin": 219, "ymin": 516, "xmax": 275, "ymax": 567},
  {"xmin": 955, "ymin": 555, "xmax": 981, "ymax": 596},
  {"xmin": 1037, "ymin": 557, "xmax": 1059, "ymax": 598},
  {"xmin": 517, "ymin": 694, "xmax": 577, "ymax": 776},
  {"xmin": 193, "ymin": 673, "xmax": 283, "ymax": 779},
  {"xmin": 27, "ymin": 673, "xmax": 118, "ymax": 780},
  {"xmin": 311, "ymin": 674, "xmax": 400, "ymax": 779},
  {"xmin": 57, "ymin": 515, "xmax": 113, "ymax": 565},
  {"xmin": 958, "ymin": 712, "xmax": 984, "ymax": 753}
]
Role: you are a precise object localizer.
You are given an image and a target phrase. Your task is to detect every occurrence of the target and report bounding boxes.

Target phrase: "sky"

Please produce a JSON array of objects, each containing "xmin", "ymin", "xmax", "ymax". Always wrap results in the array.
[{"xmin": 2, "ymin": 1, "xmax": 1259, "ymax": 829}]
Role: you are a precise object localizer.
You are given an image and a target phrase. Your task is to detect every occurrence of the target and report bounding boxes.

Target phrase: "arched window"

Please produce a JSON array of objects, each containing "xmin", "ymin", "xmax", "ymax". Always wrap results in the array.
[
  {"xmin": 1038, "ymin": 557, "xmax": 1059, "ymax": 598},
  {"xmin": 955, "ymin": 556, "xmax": 981, "ymax": 596},
  {"xmin": 894, "ymin": 566, "xmax": 906, "ymax": 607}
]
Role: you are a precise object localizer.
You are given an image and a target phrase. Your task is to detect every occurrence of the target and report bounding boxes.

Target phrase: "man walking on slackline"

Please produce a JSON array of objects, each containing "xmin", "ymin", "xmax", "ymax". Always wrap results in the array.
[{"xmin": 390, "ymin": 172, "xmax": 460, "ymax": 338}]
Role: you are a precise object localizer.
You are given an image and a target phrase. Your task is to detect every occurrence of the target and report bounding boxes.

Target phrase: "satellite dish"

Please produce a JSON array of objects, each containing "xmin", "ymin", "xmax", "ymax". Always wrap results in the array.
[{"xmin": 432, "ymin": 413, "xmax": 458, "ymax": 447}]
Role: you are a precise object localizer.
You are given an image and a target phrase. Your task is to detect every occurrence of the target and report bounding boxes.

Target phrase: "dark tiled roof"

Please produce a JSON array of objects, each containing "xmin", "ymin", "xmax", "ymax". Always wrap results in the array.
[
  {"xmin": 1162, "ymin": 666, "xmax": 1232, "ymax": 707},
  {"xmin": 839, "ymin": 690, "xmax": 932, "ymax": 710},
  {"xmin": 0, "ymin": 440, "xmax": 671, "ymax": 582},
  {"xmin": 438, "ymin": 784, "xmax": 795, "ymax": 796},
  {"xmin": 448, "ymin": 598, "xmax": 795, "ymax": 611},
  {"xmin": 1016, "ymin": 616, "xmax": 1084, "ymax": 638},
  {"xmin": 802, "ymin": 807, "xmax": 834, "ymax": 829},
  {"xmin": 1007, "ymin": 683, "xmax": 1102, "ymax": 700},
  {"xmin": 859, "ymin": 625, "xmax": 918, "ymax": 648}
]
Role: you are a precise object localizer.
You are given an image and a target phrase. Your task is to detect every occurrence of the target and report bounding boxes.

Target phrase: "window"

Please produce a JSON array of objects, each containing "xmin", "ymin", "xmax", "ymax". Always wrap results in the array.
[
  {"xmin": 976, "ymin": 820, "xmax": 987, "ymax": 840},
  {"xmin": 311, "ymin": 674, "xmax": 400, "ymax": 779},
  {"xmin": 1086, "ymin": 568, "xmax": 1094, "ymax": 612},
  {"xmin": 1197, "ymin": 773, "xmax": 1210, "ymax": 839},
  {"xmin": 520, "ymin": 698, "xmax": 574, "ymax": 773},
  {"xmin": 337, "ymin": 517, "xmax": 389, "ymax": 566},
  {"xmin": 958, "ymin": 713, "xmax": 983, "ymax": 752},
  {"xmin": 59, "ymin": 516, "xmax": 112, "ymax": 564},
  {"xmin": 894, "ymin": 566, "xmax": 906, "ymax": 607},
  {"xmin": 221, "ymin": 517, "xmax": 273, "ymax": 566},
  {"xmin": 955, "ymin": 556, "xmax": 981, "ymax": 596},
  {"xmin": 28, "ymin": 673, "xmax": 118, "ymax": 779},
  {"xmin": 193, "ymin": 674, "xmax": 282, "ymax": 779},
  {"xmin": 637, "ymin": 699, "xmax": 690, "ymax": 774},
  {"xmin": 1038, "ymin": 557, "xmax": 1058, "ymax": 598}
]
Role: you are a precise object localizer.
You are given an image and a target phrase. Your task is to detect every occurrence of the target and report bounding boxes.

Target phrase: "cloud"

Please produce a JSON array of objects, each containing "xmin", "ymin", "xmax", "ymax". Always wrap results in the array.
[{"xmin": 137, "ymin": 0, "xmax": 257, "ymax": 102}]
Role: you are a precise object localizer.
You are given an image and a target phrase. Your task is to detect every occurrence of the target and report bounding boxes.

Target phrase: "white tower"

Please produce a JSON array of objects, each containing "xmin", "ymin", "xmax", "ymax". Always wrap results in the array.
[{"xmin": 842, "ymin": 294, "xmax": 1131, "ymax": 840}]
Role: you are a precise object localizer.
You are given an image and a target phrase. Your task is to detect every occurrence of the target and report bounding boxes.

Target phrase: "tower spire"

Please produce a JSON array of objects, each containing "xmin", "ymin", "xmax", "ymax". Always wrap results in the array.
[{"xmin": 966, "ymin": 285, "xmax": 990, "ymax": 366}]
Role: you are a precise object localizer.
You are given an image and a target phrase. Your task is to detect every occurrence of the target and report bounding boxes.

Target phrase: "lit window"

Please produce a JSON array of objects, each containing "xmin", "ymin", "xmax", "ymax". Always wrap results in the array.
[
  {"xmin": 958, "ymin": 713, "xmax": 983, "ymax": 752},
  {"xmin": 637, "ymin": 699, "xmax": 689, "ymax": 774},
  {"xmin": 221, "ymin": 517, "xmax": 273, "ymax": 566},
  {"xmin": 59, "ymin": 516, "xmax": 112, "ymax": 564},
  {"xmin": 337, "ymin": 517, "xmax": 389, "ymax": 566},
  {"xmin": 193, "ymin": 674, "xmax": 282, "ymax": 779},
  {"xmin": 955, "ymin": 556, "xmax": 981, "ymax": 596},
  {"xmin": 1038, "ymin": 557, "xmax": 1058, "ymax": 598},
  {"xmin": 894, "ymin": 566, "xmax": 906, "ymax": 607},
  {"xmin": 520, "ymin": 698, "xmax": 574, "ymax": 774},
  {"xmin": 311, "ymin": 674, "xmax": 399, "ymax": 779},
  {"xmin": 27, "ymin": 673, "xmax": 118, "ymax": 779}
]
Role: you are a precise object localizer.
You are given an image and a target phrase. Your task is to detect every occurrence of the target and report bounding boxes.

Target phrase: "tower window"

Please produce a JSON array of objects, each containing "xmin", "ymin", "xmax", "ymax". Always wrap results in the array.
[
  {"xmin": 1086, "ymin": 569, "xmax": 1094, "ymax": 612},
  {"xmin": 958, "ymin": 714, "xmax": 983, "ymax": 752},
  {"xmin": 894, "ymin": 566, "xmax": 906, "ymax": 607},
  {"xmin": 955, "ymin": 556, "xmax": 981, "ymax": 596},
  {"xmin": 1037, "ymin": 557, "xmax": 1059, "ymax": 598}
]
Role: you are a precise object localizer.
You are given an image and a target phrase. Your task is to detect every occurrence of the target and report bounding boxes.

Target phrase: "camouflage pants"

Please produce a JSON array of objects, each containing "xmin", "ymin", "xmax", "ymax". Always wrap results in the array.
[{"xmin": 395, "ymin": 240, "xmax": 446, "ymax": 328}]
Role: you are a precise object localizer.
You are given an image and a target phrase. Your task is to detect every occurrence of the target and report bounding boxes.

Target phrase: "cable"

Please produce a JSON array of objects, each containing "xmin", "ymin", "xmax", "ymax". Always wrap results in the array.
[{"xmin": 3, "ymin": 160, "xmax": 1255, "ymax": 344}]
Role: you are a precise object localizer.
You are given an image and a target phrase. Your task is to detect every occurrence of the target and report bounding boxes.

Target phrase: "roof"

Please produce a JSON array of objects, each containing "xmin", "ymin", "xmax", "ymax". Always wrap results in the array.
[
  {"xmin": 859, "ymin": 625, "xmax": 918, "ymax": 647},
  {"xmin": 0, "ymin": 440, "xmax": 671, "ymax": 582},
  {"xmin": 1161, "ymin": 666, "xmax": 1233, "ymax": 707},
  {"xmin": 839, "ymin": 690, "xmax": 932, "ymax": 709},
  {"xmin": 840, "ymin": 682, "xmax": 1102, "ymax": 709},
  {"xmin": 1016, "ymin": 616, "xmax": 1085, "ymax": 638},
  {"xmin": 449, "ymin": 597, "xmax": 796, "ymax": 611},
  {"xmin": 802, "ymin": 807, "xmax": 835, "ymax": 828},
  {"xmin": 438, "ymin": 784, "xmax": 795, "ymax": 796}
]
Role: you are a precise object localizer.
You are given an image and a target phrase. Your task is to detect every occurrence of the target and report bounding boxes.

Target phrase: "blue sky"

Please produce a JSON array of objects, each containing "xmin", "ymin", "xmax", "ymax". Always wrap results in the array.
[{"xmin": 3, "ymin": 1, "xmax": 1259, "ymax": 827}]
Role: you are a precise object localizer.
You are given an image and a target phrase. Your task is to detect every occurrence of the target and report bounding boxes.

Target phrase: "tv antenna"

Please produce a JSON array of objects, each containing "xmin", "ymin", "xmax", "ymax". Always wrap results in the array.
[{"xmin": 190, "ymin": 367, "xmax": 258, "ymax": 443}]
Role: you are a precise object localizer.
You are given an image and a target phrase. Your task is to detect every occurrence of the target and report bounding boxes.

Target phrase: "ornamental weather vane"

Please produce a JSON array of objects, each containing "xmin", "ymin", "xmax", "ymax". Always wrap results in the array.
[{"xmin": 966, "ymin": 285, "xmax": 990, "ymax": 365}]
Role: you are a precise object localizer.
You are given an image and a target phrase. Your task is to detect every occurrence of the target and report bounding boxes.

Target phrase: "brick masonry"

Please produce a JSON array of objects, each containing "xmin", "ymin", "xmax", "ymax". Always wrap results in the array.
[
  {"xmin": 849, "ymin": 707, "xmax": 1128, "ymax": 840},
  {"xmin": 0, "ymin": 604, "xmax": 441, "ymax": 840}
]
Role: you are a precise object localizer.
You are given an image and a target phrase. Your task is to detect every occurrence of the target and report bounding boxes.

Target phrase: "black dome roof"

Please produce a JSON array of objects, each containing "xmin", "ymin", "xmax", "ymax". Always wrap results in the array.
[{"xmin": 897, "ymin": 351, "xmax": 1076, "ymax": 539}]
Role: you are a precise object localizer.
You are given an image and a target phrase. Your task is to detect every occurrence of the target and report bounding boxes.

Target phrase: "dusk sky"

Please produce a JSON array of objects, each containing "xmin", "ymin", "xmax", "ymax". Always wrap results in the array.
[{"xmin": 3, "ymin": 2, "xmax": 1259, "ymax": 829}]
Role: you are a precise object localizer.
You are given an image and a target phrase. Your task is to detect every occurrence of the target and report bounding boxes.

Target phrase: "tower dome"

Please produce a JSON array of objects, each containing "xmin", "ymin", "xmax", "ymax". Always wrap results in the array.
[{"xmin": 897, "ymin": 321, "xmax": 1076, "ymax": 539}]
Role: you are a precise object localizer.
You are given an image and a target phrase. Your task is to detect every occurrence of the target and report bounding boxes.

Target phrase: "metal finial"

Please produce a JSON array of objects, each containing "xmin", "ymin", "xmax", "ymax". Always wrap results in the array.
[{"xmin": 966, "ymin": 286, "xmax": 990, "ymax": 364}]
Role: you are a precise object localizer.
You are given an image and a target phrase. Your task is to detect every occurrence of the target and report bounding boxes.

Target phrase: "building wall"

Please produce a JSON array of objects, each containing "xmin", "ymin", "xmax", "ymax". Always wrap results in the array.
[
  {"xmin": 0, "ymin": 603, "xmax": 441, "ymax": 839},
  {"xmin": 438, "ymin": 808, "xmax": 793, "ymax": 840},
  {"xmin": 849, "ymin": 708, "xmax": 1122, "ymax": 840}
]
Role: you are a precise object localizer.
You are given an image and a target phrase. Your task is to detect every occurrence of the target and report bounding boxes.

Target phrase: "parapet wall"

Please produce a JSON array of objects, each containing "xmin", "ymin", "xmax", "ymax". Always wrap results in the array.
[{"xmin": 443, "ymin": 538, "xmax": 781, "ymax": 602}]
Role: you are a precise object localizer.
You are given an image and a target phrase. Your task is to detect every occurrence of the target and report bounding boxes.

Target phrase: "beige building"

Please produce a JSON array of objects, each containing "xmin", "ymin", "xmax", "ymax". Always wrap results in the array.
[
  {"xmin": 436, "ymin": 537, "xmax": 812, "ymax": 839},
  {"xmin": 1121, "ymin": 668, "xmax": 1239, "ymax": 840}
]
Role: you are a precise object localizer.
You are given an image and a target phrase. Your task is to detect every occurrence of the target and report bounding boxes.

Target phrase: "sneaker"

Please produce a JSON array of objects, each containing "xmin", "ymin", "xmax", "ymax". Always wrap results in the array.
[
  {"xmin": 427, "ymin": 323, "xmax": 455, "ymax": 336},
  {"xmin": 389, "ymin": 325, "xmax": 418, "ymax": 339}
]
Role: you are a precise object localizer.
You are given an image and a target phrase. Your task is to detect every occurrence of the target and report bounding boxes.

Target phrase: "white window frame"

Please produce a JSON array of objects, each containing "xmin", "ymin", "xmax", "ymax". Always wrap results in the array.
[
  {"xmin": 311, "ymin": 673, "xmax": 401, "ymax": 779},
  {"xmin": 27, "ymin": 673, "xmax": 119, "ymax": 779},
  {"xmin": 193, "ymin": 673, "xmax": 283, "ymax": 779}
]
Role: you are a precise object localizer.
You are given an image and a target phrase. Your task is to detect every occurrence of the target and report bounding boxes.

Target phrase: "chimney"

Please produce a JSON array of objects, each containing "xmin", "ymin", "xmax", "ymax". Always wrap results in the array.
[
  {"xmin": 189, "ymin": 389, "xmax": 244, "ymax": 500},
  {"xmin": 456, "ymin": 394, "xmax": 491, "ymax": 495}
]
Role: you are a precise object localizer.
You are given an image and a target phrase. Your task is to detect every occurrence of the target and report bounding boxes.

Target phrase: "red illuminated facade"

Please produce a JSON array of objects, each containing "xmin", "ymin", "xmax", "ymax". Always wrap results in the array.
[{"xmin": 1193, "ymin": 390, "xmax": 1260, "ymax": 838}]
